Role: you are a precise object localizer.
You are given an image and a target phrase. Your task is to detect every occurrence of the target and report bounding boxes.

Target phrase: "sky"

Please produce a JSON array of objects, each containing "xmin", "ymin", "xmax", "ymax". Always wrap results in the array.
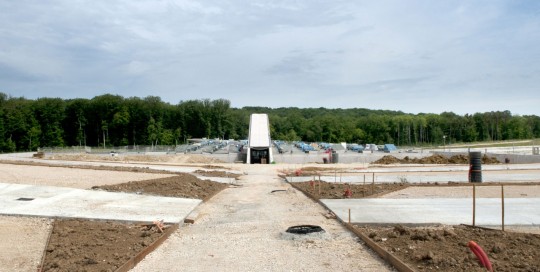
[{"xmin": 1, "ymin": 0, "xmax": 539, "ymax": 115}]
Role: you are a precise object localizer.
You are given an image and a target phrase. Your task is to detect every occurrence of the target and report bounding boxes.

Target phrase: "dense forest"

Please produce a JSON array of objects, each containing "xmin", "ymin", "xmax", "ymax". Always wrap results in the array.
[{"xmin": 1, "ymin": 93, "xmax": 539, "ymax": 152}]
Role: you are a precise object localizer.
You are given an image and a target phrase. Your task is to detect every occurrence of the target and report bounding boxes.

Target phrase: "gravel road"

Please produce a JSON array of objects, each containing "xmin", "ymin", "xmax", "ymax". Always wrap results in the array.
[
  {"xmin": 0, "ymin": 163, "xmax": 174, "ymax": 189},
  {"xmin": 0, "ymin": 215, "xmax": 52, "ymax": 272},
  {"xmin": 131, "ymin": 165, "xmax": 392, "ymax": 272}
]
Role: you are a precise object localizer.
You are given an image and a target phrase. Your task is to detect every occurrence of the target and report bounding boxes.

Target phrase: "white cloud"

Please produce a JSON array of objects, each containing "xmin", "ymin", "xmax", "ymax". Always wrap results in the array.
[{"xmin": 0, "ymin": 0, "xmax": 539, "ymax": 114}]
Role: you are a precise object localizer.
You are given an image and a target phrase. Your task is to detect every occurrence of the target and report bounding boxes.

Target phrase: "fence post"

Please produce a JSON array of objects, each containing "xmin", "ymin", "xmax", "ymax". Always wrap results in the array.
[
  {"xmin": 472, "ymin": 184, "xmax": 476, "ymax": 226},
  {"xmin": 501, "ymin": 185, "xmax": 505, "ymax": 231}
]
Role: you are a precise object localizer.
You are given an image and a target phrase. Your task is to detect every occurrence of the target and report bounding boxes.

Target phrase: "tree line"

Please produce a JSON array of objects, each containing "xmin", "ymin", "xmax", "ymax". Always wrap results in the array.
[{"xmin": 1, "ymin": 93, "xmax": 539, "ymax": 152}]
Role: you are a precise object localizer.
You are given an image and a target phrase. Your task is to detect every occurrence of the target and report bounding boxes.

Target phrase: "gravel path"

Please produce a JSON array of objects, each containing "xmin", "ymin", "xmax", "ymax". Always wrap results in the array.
[
  {"xmin": 131, "ymin": 166, "xmax": 392, "ymax": 272},
  {"xmin": 0, "ymin": 163, "xmax": 174, "ymax": 189},
  {"xmin": 0, "ymin": 215, "xmax": 52, "ymax": 272}
]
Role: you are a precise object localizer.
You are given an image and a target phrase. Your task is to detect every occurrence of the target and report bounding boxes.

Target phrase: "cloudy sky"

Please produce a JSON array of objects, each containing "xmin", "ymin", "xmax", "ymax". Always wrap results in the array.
[{"xmin": 1, "ymin": 0, "xmax": 539, "ymax": 115}]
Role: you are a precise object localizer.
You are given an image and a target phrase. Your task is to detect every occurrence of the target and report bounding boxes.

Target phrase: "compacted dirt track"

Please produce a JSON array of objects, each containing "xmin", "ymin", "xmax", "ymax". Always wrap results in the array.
[
  {"xmin": 130, "ymin": 165, "xmax": 392, "ymax": 271},
  {"xmin": 2, "ymin": 156, "xmax": 540, "ymax": 271}
]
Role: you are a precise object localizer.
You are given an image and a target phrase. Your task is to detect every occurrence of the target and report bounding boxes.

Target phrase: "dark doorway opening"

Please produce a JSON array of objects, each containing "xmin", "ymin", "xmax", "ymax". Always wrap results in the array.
[{"xmin": 250, "ymin": 148, "xmax": 270, "ymax": 164}]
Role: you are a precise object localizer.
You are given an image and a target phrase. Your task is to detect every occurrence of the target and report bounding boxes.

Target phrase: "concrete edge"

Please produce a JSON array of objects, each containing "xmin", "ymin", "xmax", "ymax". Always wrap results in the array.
[
  {"xmin": 37, "ymin": 218, "xmax": 55, "ymax": 272},
  {"xmin": 343, "ymin": 223, "xmax": 415, "ymax": 272},
  {"xmin": 288, "ymin": 181, "xmax": 416, "ymax": 272},
  {"xmin": 115, "ymin": 223, "xmax": 179, "ymax": 272}
]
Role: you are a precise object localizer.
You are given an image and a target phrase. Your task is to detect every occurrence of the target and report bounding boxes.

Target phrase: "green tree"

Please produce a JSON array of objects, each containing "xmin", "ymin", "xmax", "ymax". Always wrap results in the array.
[
  {"xmin": 112, "ymin": 106, "xmax": 130, "ymax": 145},
  {"xmin": 33, "ymin": 98, "xmax": 65, "ymax": 147}
]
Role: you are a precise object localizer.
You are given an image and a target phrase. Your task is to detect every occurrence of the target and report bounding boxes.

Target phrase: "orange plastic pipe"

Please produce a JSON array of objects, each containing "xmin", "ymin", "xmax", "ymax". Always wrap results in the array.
[{"xmin": 468, "ymin": 241, "xmax": 493, "ymax": 272}]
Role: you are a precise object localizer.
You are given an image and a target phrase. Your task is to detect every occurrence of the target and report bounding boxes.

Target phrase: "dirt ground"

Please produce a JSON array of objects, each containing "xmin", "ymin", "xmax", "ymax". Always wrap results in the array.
[
  {"xmin": 94, "ymin": 174, "xmax": 229, "ymax": 200},
  {"xmin": 373, "ymin": 154, "xmax": 501, "ymax": 164},
  {"xmin": 42, "ymin": 219, "xmax": 169, "ymax": 272},
  {"xmin": 292, "ymin": 180, "xmax": 410, "ymax": 199},
  {"xmin": 193, "ymin": 169, "xmax": 242, "ymax": 179},
  {"xmin": 292, "ymin": 180, "xmax": 540, "ymax": 200},
  {"xmin": 46, "ymin": 153, "xmax": 225, "ymax": 164},
  {"xmin": 355, "ymin": 224, "xmax": 540, "ymax": 271},
  {"xmin": 39, "ymin": 174, "xmax": 229, "ymax": 271},
  {"xmin": 2, "ymin": 155, "xmax": 540, "ymax": 271},
  {"xmin": 0, "ymin": 163, "xmax": 175, "ymax": 189},
  {"xmin": 290, "ymin": 180, "xmax": 540, "ymax": 271}
]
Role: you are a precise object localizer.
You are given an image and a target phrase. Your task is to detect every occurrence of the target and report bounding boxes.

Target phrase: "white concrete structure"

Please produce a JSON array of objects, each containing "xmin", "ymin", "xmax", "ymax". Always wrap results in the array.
[
  {"xmin": 322, "ymin": 198, "xmax": 540, "ymax": 226},
  {"xmin": 0, "ymin": 183, "xmax": 201, "ymax": 223},
  {"xmin": 247, "ymin": 113, "xmax": 273, "ymax": 164}
]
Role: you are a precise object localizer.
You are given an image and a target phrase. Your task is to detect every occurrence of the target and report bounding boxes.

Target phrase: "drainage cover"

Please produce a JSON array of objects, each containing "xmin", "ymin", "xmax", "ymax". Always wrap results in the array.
[
  {"xmin": 286, "ymin": 225, "xmax": 325, "ymax": 234},
  {"xmin": 16, "ymin": 197, "xmax": 34, "ymax": 201}
]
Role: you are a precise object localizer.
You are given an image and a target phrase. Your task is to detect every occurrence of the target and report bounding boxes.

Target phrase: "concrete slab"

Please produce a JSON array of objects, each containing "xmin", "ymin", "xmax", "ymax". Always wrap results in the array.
[
  {"xmin": 321, "ymin": 198, "xmax": 540, "ymax": 226},
  {"xmin": 0, "ymin": 183, "xmax": 201, "ymax": 223}
]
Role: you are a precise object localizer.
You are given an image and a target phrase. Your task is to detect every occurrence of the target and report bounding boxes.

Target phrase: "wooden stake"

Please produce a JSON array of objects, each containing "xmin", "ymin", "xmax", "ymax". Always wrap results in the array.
[
  {"xmin": 473, "ymin": 184, "xmax": 476, "ymax": 227},
  {"xmin": 348, "ymin": 208, "xmax": 351, "ymax": 224},
  {"xmin": 372, "ymin": 173, "xmax": 375, "ymax": 195},
  {"xmin": 318, "ymin": 178, "xmax": 321, "ymax": 196},
  {"xmin": 501, "ymin": 185, "xmax": 505, "ymax": 231},
  {"xmin": 363, "ymin": 174, "xmax": 366, "ymax": 197}
]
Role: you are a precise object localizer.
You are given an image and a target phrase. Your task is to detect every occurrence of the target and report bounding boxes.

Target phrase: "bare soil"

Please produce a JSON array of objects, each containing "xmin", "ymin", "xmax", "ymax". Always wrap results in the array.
[
  {"xmin": 373, "ymin": 154, "xmax": 501, "ymax": 165},
  {"xmin": 292, "ymin": 180, "xmax": 540, "ymax": 200},
  {"xmin": 355, "ymin": 224, "xmax": 540, "ymax": 271},
  {"xmin": 291, "ymin": 180, "xmax": 540, "ymax": 271},
  {"xmin": 5, "ymin": 157, "xmax": 539, "ymax": 272},
  {"xmin": 292, "ymin": 180, "xmax": 410, "ymax": 199},
  {"xmin": 94, "ymin": 174, "xmax": 229, "ymax": 200},
  {"xmin": 42, "ymin": 219, "xmax": 169, "ymax": 272},
  {"xmin": 40, "ymin": 173, "xmax": 229, "ymax": 272},
  {"xmin": 193, "ymin": 169, "xmax": 242, "ymax": 179},
  {"xmin": 46, "ymin": 153, "xmax": 225, "ymax": 164}
]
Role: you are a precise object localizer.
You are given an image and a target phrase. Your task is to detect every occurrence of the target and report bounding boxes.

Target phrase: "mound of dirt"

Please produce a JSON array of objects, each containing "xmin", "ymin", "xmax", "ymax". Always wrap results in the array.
[
  {"xmin": 373, "ymin": 155, "xmax": 402, "ymax": 164},
  {"xmin": 94, "ymin": 173, "xmax": 228, "ymax": 200},
  {"xmin": 482, "ymin": 155, "xmax": 501, "ymax": 164},
  {"xmin": 374, "ymin": 154, "xmax": 500, "ymax": 165},
  {"xmin": 356, "ymin": 224, "xmax": 540, "ymax": 271},
  {"xmin": 417, "ymin": 154, "xmax": 454, "ymax": 164},
  {"xmin": 448, "ymin": 154, "xmax": 469, "ymax": 164}
]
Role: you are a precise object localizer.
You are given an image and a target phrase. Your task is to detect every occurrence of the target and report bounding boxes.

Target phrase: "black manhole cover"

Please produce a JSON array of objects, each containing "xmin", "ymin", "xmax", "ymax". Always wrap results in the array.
[
  {"xmin": 286, "ymin": 225, "xmax": 325, "ymax": 234},
  {"xmin": 16, "ymin": 197, "xmax": 34, "ymax": 201}
]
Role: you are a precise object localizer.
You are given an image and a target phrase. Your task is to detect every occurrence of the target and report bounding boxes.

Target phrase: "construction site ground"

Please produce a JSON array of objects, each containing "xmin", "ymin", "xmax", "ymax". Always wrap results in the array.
[{"xmin": 0, "ymin": 153, "xmax": 539, "ymax": 271}]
